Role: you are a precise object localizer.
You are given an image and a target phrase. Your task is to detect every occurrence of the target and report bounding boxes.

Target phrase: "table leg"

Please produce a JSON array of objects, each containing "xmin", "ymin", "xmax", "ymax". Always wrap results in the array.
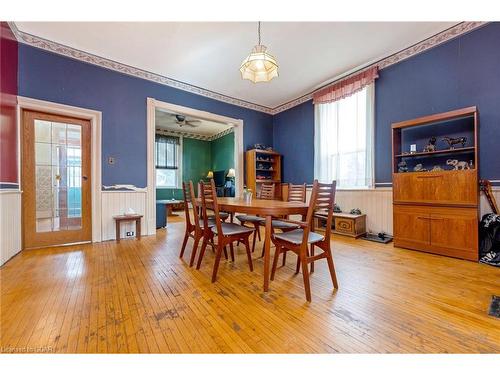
[
  {"xmin": 263, "ymin": 215, "xmax": 272, "ymax": 292},
  {"xmin": 115, "ymin": 221, "xmax": 120, "ymax": 242},
  {"xmin": 136, "ymin": 218, "xmax": 141, "ymax": 240}
]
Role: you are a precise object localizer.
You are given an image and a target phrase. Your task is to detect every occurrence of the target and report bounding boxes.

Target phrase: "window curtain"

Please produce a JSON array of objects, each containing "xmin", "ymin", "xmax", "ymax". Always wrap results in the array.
[
  {"xmin": 313, "ymin": 66, "xmax": 378, "ymax": 104},
  {"xmin": 155, "ymin": 134, "xmax": 179, "ymax": 169},
  {"xmin": 314, "ymin": 84, "xmax": 375, "ymax": 189}
]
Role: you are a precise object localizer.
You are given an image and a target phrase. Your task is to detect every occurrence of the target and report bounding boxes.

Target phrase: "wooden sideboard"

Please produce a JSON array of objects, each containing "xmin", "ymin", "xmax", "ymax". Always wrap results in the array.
[{"xmin": 391, "ymin": 107, "xmax": 479, "ymax": 261}]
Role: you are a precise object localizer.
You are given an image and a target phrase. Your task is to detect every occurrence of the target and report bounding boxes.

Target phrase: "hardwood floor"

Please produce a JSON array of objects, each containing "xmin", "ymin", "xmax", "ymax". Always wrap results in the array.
[{"xmin": 1, "ymin": 219, "xmax": 499, "ymax": 353}]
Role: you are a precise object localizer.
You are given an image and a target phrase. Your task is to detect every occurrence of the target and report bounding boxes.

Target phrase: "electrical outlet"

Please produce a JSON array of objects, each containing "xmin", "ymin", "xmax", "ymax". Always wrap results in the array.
[{"xmin": 126, "ymin": 231, "xmax": 134, "ymax": 237}]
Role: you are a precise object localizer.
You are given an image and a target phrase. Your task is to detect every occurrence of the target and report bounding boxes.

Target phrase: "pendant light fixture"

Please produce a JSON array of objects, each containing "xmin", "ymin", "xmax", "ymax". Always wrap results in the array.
[{"xmin": 240, "ymin": 22, "xmax": 279, "ymax": 83}]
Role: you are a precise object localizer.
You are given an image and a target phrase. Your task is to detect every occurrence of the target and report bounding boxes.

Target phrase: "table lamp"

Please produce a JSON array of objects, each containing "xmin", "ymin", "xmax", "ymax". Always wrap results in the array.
[{"xmin": 207, "ymin": 170, "xmax": 213, "ymax": 179}]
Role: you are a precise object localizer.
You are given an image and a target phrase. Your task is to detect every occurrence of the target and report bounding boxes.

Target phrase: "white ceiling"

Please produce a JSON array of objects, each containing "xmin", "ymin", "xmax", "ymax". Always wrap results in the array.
[
  {"xmin": 15, "ymin": 22, "xmax": 457, "ymax": 108},
  {"xmin": 155, "ymin": 108, "xmax": 232, "ymax": 136}
]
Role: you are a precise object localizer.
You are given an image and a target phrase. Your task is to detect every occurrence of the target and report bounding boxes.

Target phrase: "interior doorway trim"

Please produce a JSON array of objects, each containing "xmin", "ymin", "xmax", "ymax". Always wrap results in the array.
[
  {"xmin": 17, "ymin": 96, "xmax": 103, "ymax": 242},
  {"xmin": 146, "ymin": 98, "xmax": 244, "ymax": 236}
]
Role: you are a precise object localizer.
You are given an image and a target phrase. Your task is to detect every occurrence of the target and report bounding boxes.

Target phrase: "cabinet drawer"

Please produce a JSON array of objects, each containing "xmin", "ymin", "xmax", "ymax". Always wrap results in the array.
[
  {"xmin": 429, "ymin": 207, "xmax": 478, "ymax": 261},
  {"xmin": 393, "ymin": 205, "xmax": 431, "ymax": 248},
  {"xmin": 393, "ymin": 170, "xmax": 478, "ymax": 206}
]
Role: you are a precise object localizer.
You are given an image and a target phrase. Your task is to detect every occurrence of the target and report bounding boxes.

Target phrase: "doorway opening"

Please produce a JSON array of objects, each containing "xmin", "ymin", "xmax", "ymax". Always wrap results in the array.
[{"xmin": 146, "ymin": 98, "xmax": 244, "ymax": 234}]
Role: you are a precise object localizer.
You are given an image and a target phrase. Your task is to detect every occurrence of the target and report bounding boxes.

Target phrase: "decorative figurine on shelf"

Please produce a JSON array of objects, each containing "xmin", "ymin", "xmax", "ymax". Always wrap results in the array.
[
  {"xmin": 253, "ymin": 143, "xmax": 265, "ymax": 150},
  {"xmin": 423, "ymin": 136, "xmax": 437, "ymax": 152},
  {"xmin": 442, "ymin": 136, "xmax": 467, "ymax": 149},
  {"xmin": 333, "ymin": 203, "xmax": 342, "ymax": 213},
  {"xmin": 398, "ymin": 160, "xmax": 408, "ymax": 173},
  {"xmin": 410, "ymin": 144, "xmax": 417, "ymax": 154},
  {"xmin": 413, "ymin": 163, "xmax": 427, "ymax": 172},
  {"xmin": 265, "ymin": 146, "xmax": 274, "ymax": 151},
  {"xmin": 446, "ymin": 159, "xmax": 470, "ymax": 170},
  {"xmin": 431, "ymin": 165, "xmax": 444, "ymax": 172},
  {"xmin": 350, "ymin": 208, "xmax": 362, "ymax": 215}
]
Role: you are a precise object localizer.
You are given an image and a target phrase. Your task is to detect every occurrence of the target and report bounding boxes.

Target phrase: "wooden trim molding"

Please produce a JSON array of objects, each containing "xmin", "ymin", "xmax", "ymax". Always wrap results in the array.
[
  {"xmin": 8, "ymin": 21, "xmax": 487, "ymax": 115},
  {"xmin": 17, "ymin": 96, "xmax": 103, "ymax": 242}
]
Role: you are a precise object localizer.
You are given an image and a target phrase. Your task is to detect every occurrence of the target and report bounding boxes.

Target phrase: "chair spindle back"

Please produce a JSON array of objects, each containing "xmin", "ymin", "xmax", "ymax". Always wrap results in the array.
[
  {"xmin": 199, "ymin": 179, "xmax": 224, "ymax": 239},
  {"xmin": 182, "ymin": 181, "xmax": 194, "ymax": 228},
  {"xmin": 305, "ymin": 180, "xmax": 337, "ymax": 241},
  {"xmin": 259, "ymin": 183, "xmax": 275, "ymax": 200},
  {"xmin": 287, "ymin": 183, "xmax": 307, "ymax": 203}
]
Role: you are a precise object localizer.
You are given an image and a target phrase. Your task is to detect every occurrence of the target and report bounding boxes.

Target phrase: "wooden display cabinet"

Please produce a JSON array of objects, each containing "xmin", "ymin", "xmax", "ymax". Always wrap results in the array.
[
  {"xmin": 391, "ymin": 106, "xmax": 479, "ymax": 261},
  {"xmin": 245, "ymin": 149, "xmax": 282, "ymax": 199}
]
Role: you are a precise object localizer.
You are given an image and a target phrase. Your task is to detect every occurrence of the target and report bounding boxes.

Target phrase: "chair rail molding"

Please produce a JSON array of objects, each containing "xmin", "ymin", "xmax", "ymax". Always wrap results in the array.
[{"xmin": 17, "ymin": 96, "xmax": 103, "ymax": 242}]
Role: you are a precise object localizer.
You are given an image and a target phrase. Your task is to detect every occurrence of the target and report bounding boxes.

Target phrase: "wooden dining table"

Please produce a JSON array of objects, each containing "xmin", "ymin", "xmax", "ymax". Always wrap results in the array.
[{"xmin": 211, "ymin": 197, "xmax": 309, "ymax": 292}]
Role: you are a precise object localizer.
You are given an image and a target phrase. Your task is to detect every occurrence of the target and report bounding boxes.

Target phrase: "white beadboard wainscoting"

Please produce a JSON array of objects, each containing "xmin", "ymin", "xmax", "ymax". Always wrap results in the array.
[
  {"xmin": 101, "ymin": 191, "xmax": 147, "ymax": 241},
  {"xmin": 335, "ymin": 188, "xmax": 394, "ymax": 235},
  {"xmin": 0, "ymin": 191, "xmax": 22, "ymax": 266}
]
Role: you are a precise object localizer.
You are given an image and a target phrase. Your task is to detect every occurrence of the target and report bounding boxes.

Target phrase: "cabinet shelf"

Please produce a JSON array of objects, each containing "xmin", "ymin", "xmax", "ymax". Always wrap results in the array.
[
  {"xmin": 256, "ymin": 159, "xmax": 274, "ymax": 163},
  {"xmin": 395, "ymin": 147, "xmax": 475, "ymax": 159}
]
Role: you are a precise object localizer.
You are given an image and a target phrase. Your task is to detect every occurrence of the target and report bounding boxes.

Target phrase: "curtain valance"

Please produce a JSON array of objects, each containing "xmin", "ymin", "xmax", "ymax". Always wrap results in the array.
[{"xmin": 313, "ymin": 66, "xmax": 379, "ymax": 104}]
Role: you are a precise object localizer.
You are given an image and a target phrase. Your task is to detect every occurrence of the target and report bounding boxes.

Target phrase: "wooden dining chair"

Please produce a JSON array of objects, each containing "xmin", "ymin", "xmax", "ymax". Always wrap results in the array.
[
  {"xmin": 270, "ymin": 180, "xmax": 338, "ymax": 302},
  {"xmin": 236, "ymin": 182, "xmax": 275, "ymax": 252},
  {"xmin": 179, "ymin": 181, "xmax": 218, "ymax": 267},
  {"xmin": 196, "ymin": 179, "xmax": 255, "ymax": 282},
  {"xmin": 179, "ymin": 181, "xmax": 227, "ymax": 266},
  {"xmin": 271, "ymin": 183, "xmax": 307, "ymax": 265}
]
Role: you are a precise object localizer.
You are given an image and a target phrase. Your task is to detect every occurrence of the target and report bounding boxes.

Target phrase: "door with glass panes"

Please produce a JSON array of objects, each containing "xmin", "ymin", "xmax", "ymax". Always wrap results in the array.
[{"xmin": 22, "ymin": 110, "xmax": 91, "ymax": 249}]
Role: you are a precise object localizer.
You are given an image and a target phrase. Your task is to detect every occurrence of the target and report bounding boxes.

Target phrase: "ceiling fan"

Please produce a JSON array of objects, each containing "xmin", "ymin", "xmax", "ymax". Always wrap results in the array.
[{"xmin": 173, "ymin": 114, "xmax": 201, "ymax": 128}]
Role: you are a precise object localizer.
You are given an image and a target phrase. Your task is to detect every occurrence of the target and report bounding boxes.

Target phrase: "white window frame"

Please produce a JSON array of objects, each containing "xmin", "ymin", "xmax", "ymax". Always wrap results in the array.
[
  {"xmin": 155, "ymin": 133, "xmax": 183, "ymax": 189},
  {"xmin": 314, "ymin": 84, "xmax": 375, "ymax": 190}
]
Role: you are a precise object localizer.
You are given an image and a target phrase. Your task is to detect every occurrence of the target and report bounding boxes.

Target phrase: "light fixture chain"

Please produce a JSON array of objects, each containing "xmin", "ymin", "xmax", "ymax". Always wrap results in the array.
[{"xmin": 258, "ymin": 21, "xmax": 261, "ymax": 45}]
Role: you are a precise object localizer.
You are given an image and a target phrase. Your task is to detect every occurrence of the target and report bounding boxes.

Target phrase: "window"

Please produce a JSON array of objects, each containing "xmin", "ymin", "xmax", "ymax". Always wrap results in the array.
[
  {"xmin": 314, "ymin": 84, "xmax": 375, "ymax": 189},
  {"xmin": 155, "ymin": 134, "xmax": 181, "ymax": 188}
]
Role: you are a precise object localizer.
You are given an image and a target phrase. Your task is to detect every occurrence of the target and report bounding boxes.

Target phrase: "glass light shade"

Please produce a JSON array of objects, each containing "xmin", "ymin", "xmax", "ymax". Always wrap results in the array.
[
  {"xmin": 240, "ymin": 45, "xmax": 279, "ymax": 83},
  {"xmin": 227, "ymin": 168, "xmax": 236, "ymax": 178},
  {"xmin": 207, "ymin": 170, "xmax": 213, "ymax": 179}
]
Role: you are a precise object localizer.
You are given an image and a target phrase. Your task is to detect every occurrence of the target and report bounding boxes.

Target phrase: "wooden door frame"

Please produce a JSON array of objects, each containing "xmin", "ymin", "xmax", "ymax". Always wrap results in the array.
[
  {"xmin": 146, "ymin": 98, "xmax": 244, "ymax": 236},
  {"xmin": 17, "ymin": 96, "xmax": 102, "ymax": 243}
]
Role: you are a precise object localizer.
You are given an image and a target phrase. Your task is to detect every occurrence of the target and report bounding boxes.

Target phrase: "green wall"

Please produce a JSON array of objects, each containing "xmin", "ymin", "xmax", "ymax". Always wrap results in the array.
[
  {"xmin": 211, "ymin": 133, "xmax": 235, "ymax": 172},
  {"xmin": 156, "ymin": 133, "xmax": 234, "ymax": 200}
]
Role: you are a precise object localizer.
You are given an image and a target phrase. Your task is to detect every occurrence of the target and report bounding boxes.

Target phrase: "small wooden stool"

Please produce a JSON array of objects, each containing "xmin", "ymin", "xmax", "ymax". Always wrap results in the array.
[{"xmin": 113, "ymin": 214, "xmax": 143, "ymax": 242}]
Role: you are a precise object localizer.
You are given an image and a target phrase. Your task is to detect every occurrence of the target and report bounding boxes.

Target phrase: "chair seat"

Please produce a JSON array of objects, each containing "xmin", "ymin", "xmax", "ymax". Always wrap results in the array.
[
  {"xmin": 199, "ymin": 219, "xmax": 215, "ymax": 228},
  {"xmin": 236, "ymin": 214, "xmax": 265, "ymax": 223},
  {"xmin": 212, "ymin": 222, "xmax": 254, "ymax": 236},
  {"xmin": 273, "ymin": 229, "xmax": 324, "ymax": 245},
  {"xmin": 271, "ymin": 220, "xmax": 300, "ymax": 230},
  {"xmin": 208, "ymin": 212, "xmax": 229, "ymax": 220}
]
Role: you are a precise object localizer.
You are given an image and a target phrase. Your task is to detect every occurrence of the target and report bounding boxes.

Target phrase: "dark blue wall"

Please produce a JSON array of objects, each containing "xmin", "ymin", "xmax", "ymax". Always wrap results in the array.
[
  {"xmin": 273, "ymin": 100, "xmax": 314, "ymax": 183},
  {"xmin": 273, "ymin": 22, "xmax": 500, "ymax": 185},
  {"xmin": 18, "ymin": 44, "xmax": 273, "ymax": 188}
]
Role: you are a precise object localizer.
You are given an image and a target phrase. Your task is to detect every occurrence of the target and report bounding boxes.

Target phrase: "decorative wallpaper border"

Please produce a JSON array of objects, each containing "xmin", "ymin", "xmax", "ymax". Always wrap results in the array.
[
  {"xmin": 155, "ymin": 126, "xmax": 234, "ymax": 142},
  {"xmin": 272, "ymin": 21, "xmax": 487, "ymax": 114},
  {"xmin": 8, "ymin": 22, "xmax": 274, "ymax": 115},
  {"xmin": 209, "ymin": 126, "xmax": 234, "ymax": 141},
  {"xmin": 9, "ymin": 21, "xmax": 487, "ymax": 115}
]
